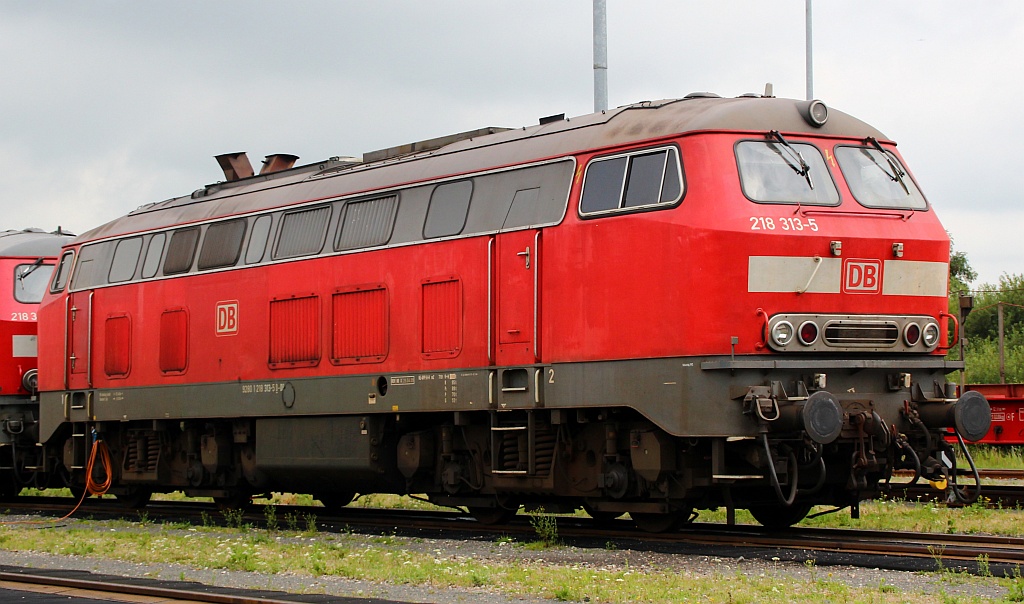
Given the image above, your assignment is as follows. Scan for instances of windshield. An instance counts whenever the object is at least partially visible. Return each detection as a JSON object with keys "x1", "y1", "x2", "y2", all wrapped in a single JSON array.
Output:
[
  {"x1": 835, "y1": 146, "x2": 927, "y2": 210},
  {"x1": 15, "y1": 262, "x2": 55, "y2": 303},
  {"x1": 736, "y1": 140, "x2": 840, "y2": 205}
]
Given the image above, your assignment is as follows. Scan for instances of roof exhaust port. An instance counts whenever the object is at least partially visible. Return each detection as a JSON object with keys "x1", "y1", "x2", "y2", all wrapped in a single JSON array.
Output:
[
  {"x1": 215, "y1": 152, "x2": 255, "y2": 181},
  {"x1": 260, "y1": 154, "x2": 299, "y2": 175}
]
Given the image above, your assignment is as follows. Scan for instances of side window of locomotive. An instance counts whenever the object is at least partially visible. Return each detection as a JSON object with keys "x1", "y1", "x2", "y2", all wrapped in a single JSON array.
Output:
[
  {"x1": 198, "y1": 218, "x2": 247, "y2": 270},
  {"x1": 579, "y1": 147, "x2": 683, "y2": 216},
  {"x1": 834, "y1": 146, "x2": 928, "y2": 210},
  {"x1": 141, "y1": 233, "x2": 166, "y2": 279},
  {"x1": 50, "y1": 250, "x2": 75, "y2": 293},
  {"x1": 163, "y1": 227, "x2": 200, "y2": 275},
  {"x1": 108, "y1": 237, "x2": 143, "y2": 283},
  {"x1": 736, "y1": 141, "x2": 839, "y2": 205},
  {"x1": 423, "y1": 180, "x2": 473, "y2": 238},
  {"x1": 70, "y1": 244, "x2": 103, "y2": 290},
  {"x1": 273, "y1": 205, "x2": 331, "y2": 259},
  {"x1": 336, "y1": 195, "x2": 398, "y2": 250},
  {"x1": 245, "y1": 215, "x2": 272, "y2": 264},
  {"x1": 14, "y1": 262, "x2": 55, "y2": 303}
]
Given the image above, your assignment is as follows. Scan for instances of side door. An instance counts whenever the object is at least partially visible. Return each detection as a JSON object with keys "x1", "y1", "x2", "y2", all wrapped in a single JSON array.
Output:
[
  {"x1": 66, "y1": 290, "x2": 93, "y2": 389},
  {"x1": 493, "y1": 228, "x2": 540, "y2": 367}
]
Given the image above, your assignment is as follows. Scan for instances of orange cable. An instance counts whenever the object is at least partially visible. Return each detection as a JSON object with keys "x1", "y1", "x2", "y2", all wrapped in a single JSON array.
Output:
[{"x1": 2, "y1": 435, "x2": 113, "y2": 525}]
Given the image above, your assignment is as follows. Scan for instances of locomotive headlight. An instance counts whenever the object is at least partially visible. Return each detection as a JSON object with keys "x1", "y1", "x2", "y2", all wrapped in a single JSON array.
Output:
[
  {"x1": 797, "y1": 99, "x2": 829, "y2": 128},
  {"x1": 903, "y1": 322, "x2": 922, "y2": 347},
  {"x1": 771, "y1": 321, "x2": 795, "y2": 347},
  {"x1": 798, "y1": 321, "x2": 819, "y2": 345},
  {"x1": 922, "y1": 322, "x2": 940, "y2": 348}
]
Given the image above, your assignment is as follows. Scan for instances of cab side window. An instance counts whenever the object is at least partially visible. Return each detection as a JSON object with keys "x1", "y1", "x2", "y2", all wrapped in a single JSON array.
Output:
[
  {"x1": 579, "y1": 147, "x2": 683, "y2": 216},
  {"x1": 49, "y1": 251, "x2": 75, "y2": 293}
]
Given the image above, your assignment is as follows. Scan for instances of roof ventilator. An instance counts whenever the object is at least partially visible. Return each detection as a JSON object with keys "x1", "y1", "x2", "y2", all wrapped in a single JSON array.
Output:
[
  {"x1": 260, "y1": 154, "x2": 300, "y2": 175},
  {"x1": 215, "y1": 152, "x2": 255, "y2": 182}
]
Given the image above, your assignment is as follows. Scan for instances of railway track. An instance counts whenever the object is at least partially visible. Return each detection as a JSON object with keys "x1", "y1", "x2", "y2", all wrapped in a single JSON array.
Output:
[
  {"x1": 893, "y1": 468, "x2": 1024, "y2": 481},
  {"x1": 887, "y1": 467, "x2": 1024, "y2": 507},
  {"x1": 2, "y1": 495, "x2": 1022, "y2": 576},
  {"x1": 0, "y1": 567, "x2": 325, "y2": 604}
]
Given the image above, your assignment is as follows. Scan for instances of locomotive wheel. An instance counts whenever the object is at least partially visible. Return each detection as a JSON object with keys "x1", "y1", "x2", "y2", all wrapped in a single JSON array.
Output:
[
  {"x1": 316, "y1": 491, "x2": 356, "y2": 511},
  {"x1": 68, "y1": 484, "x2": 87, "y2": 503},
  {"x1": 116, "y1": 487, "x2": 152, "y2": 509},
  {"x1": 748, "y1": 502, "x2": 813, "y2": 529},
  {"x1": 468, "y1": 505, "x2": 518, "y2": 525},
  {"x1": 582, "y1": 501, "x2": 624, "y2": 524},
  {"x1": 0, "y1": 474, "x2": 18, "y2": 500},
  {"x1": 214, "y1": 491, "x2": 252, "y2": 510},
  {"x1": 630, "y1": 511, "x2": 683, "y2": 533},
  {"x1": 468, "y1": 496, "x2": 520, "y2": 525}
]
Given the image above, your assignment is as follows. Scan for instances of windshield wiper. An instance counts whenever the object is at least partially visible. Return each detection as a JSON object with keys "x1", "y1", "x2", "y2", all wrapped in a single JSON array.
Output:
[
  {"x1": 767, "y1": 130, "x2": 814, "y2": 190},
  {"x1": 16, "y1": 258, "x2": 44, "y2": 287},
  {"x1": 864, "y1": 137, "x2": 909, "y2": 195}
]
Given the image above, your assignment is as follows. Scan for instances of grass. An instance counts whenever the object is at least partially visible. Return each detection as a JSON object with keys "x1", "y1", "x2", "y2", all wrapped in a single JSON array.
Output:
[
  {"x1": 967, "y1": 445, "x2": 1024, "y2": 470},
  {"x1": 5, "y1": 445, "x2": 1024, "y2": 602},
  {"x1": 0, "y1": 515, "x2": 999, "y2": 603}
]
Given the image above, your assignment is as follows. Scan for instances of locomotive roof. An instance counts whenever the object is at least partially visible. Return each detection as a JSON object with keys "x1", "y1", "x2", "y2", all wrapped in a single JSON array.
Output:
[
  {"x1": 0, "y1": 229, "x2": 74, "y2": 257},
  {"x1": 75, "y1": 95, "x2": 889, "y2": 244}
]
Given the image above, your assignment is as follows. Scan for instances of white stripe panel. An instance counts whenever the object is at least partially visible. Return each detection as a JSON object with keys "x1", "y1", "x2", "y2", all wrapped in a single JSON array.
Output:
[
  {"x1": 748, "y1": 256, "x2": 842, "y2": 293},
  {"x1": 882, "y1": 260, "x2": 948, "y2": 297},
  {"x1": 12, "y1": 335, "x2": 37, "y2": 358}
]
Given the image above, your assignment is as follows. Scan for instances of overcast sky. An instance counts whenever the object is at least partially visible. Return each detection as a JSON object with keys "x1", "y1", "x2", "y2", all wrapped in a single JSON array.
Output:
[{"x1": 1, "y1": 1, "x2": 1020, "y2": 287}]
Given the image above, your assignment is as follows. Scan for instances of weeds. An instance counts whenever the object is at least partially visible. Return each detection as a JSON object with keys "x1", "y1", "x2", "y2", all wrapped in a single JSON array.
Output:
[
  {"x1": 263, "y1": 505, "x2": 278, "y2": 532},
  {"x1": 877, "y1": 580, "x2": 898, "y2": 594},
  {"x1": 303, "y1": 513, "x2": 318, "y2": 534},
  {"x1": 527, "y1": 508, "x2": 560, "y2": 548},
  {"x1": 1007, "y1": 566, "x2": 1024, "y2": 602},
  {"x1": 284, "y1": 512, "x2": 300, "y2": 532},
  {"x1": 977, "y1": 553, "x2": 992, "y2": 577},
  {"x1": 221, "y1": 508, "x2": 245, "y2": 530}
]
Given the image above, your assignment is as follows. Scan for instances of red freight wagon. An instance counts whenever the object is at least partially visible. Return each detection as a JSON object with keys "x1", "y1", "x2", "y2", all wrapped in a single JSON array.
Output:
[
  {"x1": 964, "y1": 384, "x2": 1024, "y2": 444},
  {"x1": 19, "y1": 94, "x2": 990, "y2": 530}
]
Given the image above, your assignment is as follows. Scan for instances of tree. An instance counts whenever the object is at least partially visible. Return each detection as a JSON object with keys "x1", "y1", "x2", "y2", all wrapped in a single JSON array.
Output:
[
  {"x1": 961, "y1": 274, "x2": 1024, "y2": 384},
  {"x1": 945, "y1": 239, "x2": 1023, "y2": 383}
]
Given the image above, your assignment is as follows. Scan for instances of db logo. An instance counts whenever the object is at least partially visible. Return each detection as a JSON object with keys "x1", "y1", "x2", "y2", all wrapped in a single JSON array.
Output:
[
  {"x1": 843, "y1": 259, "x2": 882, "y2": 294},
  {"x1": 216, "y1": 300, "x2": 239, "y2": 335}
]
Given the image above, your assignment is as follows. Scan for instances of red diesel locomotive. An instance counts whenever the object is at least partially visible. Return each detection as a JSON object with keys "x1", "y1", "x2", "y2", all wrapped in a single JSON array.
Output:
[
  {"x1": 0, "y1": 228, "x2": 73, "y2": 496},
  {"x1": 23, "y1": 94, "x2": 990, "y2": 530}
]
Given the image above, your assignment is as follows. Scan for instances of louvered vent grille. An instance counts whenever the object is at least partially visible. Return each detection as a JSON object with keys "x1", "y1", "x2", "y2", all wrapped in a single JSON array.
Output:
[
  {"x1": 421, "y1": 278, "x2": 461, "y2": 357},
  {"x1": 332, "y1": 286, "x2": 388, "y2": 363},
  {"x1": 159, "y1": 308, "x2": 188, "y2": 373},
  {"x1": 269, "y1": 295, "x2": 320, "y2": 366},
  {"x1": 823, "y1": 320, "x2": 900, "y2": 347}
]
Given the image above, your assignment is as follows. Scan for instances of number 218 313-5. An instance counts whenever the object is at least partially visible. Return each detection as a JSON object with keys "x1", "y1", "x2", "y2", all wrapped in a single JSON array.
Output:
[{"x1": 749, "y1": 217, "x2": 819, "y2": 231}]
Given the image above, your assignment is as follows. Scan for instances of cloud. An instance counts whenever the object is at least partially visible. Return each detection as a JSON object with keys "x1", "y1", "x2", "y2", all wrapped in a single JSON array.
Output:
[{"x1": 0, "y1": 1, "x2": 1020, "y2": 282}]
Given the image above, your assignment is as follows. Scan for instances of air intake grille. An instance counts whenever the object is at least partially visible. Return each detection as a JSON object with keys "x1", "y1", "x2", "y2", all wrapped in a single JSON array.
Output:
[{"x1": 823, "y1": 320, "x2": 899, "y2": 347}]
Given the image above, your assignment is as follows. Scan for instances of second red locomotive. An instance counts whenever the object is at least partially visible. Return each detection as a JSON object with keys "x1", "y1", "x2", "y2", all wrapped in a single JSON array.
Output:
[
  {"x1": 0, "y1": 228, "x2": 73, "y2": 496},
  {"x1": 21, "y1": 93, "x2": 990, "y2": 529}
]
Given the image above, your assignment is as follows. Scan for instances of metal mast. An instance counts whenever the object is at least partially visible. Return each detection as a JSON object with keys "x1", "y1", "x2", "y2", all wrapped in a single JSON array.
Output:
[
  {"x1": 593, "y1": 0, "x2": 608, "y2": 112},
  {"x1": 805, "y1": 0, "x2": 814, "y2": 100}
]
